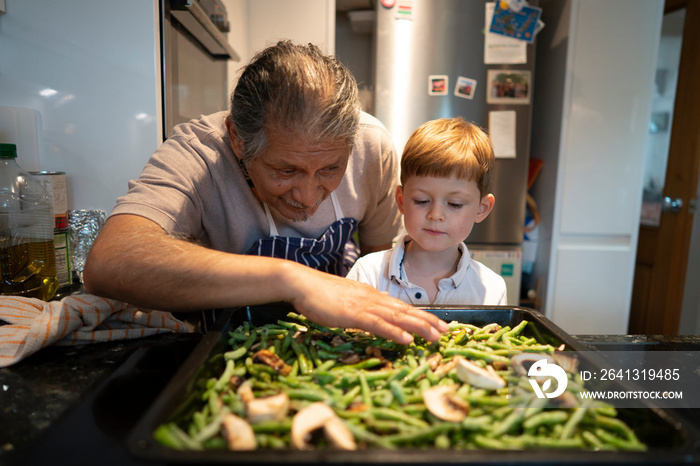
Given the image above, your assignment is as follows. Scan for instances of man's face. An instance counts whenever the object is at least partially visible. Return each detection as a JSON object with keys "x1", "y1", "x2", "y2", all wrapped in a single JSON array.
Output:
[{"x1": 232, "y1": 127, "x2": 351, "y2": 222}]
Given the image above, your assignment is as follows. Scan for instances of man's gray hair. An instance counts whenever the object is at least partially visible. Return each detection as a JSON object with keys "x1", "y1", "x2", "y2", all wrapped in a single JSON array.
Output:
[{"x1": 228, "y1": 40, "x2": 361, "y2": 163}]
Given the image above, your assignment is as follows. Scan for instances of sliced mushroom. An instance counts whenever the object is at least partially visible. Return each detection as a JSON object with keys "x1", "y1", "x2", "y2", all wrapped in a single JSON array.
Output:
[
  {"x1": 454, "y1": 357, "x2": 506, "y2": 390},
  {"x1": 492, "y1": 360, "x2": 509, "y2": 371},
  {"x1": 228, "y1": 374, "x2": 245, "y2": 391},
  {"x1": 552, "y1": 390, "x2": 578, "y2": 408},
  {"x1": 511, "y1": 352, "x2": 556, "y2": 380},
  {"x1": 552, "y1": 352, "x2": 579, "y2": 374},
  {"x1": 426, "y1": 352, "x2": 443, "y2": 371},
  {"x1": 339, "y1": 353, "x2": 361, "y2": 365},
  {"x1": 331, "y1": 335, "x2": 347, "y2": 347},
  {"x1": 291, "y1": 402, "x2": 357, "y2": 450},
  {"x1": 246, "y1": 392, "x2": 290, "y2": 424},
  {"x1": 252, "y1": 349, "x2": 292, "y2": 376},
  {"x1": 324, "y1": 416, "x2": 357, "y2": 450},
  {"x1": 433, "y1": 358, "x2": 458, "y2": 378},
  {"x1": 237, "y1": 380, "x2": 255, "y2": 403},
  {"x1": 422, "y1": 384, "x2": 469, "y2": 422},
  {"x1": 221, "y1": 413, "x2": 257, "y2": 450}
]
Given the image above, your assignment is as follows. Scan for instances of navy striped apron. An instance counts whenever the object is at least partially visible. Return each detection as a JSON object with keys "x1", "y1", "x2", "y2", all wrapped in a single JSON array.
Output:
[
  {"x1": 247, "y1": 192, "x2": 359, "y2": 275},
  {"x1": 200, "y1": 192, "x2": 359, "y2": 331}
]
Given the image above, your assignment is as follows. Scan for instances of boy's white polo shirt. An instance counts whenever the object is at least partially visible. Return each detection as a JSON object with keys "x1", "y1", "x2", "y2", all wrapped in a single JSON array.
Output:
[{"x1": 346, "y1": 234, "x2": 507, "y2": 306}]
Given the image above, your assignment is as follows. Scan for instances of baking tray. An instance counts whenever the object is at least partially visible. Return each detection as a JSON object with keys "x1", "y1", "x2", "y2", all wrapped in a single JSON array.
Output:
[{"x1": 127, "y1": 303, "x2": 700, "y2": 464}]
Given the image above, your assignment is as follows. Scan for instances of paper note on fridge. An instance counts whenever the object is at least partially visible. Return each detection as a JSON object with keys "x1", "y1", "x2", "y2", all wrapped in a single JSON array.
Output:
[{"x1": 489, "y1": 110, "x2": 516, "y2": 159}]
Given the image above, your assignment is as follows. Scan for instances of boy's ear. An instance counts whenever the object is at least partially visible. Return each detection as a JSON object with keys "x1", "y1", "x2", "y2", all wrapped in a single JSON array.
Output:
[
  {"x1": 475, "y1": 194, "x2": 495, "y2": 223},
  {"x1": 395, "y1": 185, "x2": 406, "y2": 214}
]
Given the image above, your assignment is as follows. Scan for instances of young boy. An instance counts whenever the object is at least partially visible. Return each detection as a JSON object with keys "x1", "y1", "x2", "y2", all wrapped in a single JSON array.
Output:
[{"x1": 346, "y1": 117, "x2": 507, "y2": 305}]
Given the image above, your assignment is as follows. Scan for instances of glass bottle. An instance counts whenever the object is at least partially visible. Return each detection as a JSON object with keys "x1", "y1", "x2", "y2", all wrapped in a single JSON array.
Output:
[{"x1": 0, "y1": 143, "x2": 58, "y2": 300}]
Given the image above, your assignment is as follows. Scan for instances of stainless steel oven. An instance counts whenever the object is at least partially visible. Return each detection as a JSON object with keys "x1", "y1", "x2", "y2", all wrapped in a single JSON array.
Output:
[{"x1": 160, "y1": 0, "x2": 239, "y2": 139}]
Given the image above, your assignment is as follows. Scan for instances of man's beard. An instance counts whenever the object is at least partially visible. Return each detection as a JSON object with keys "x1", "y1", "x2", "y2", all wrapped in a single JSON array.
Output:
[{"x1": 282, "y1": 196, "x2": 324, "y2": 222}]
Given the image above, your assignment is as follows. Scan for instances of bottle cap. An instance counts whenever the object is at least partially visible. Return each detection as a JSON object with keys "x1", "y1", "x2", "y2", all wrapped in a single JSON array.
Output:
[{"x1": 0, "y1": 143, "x2": 18, "y2": 159}]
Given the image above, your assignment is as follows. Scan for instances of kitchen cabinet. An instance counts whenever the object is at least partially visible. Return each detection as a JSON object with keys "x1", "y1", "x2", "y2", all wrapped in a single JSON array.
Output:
[{"x1": 530, "y1": 0, "x2": 664, "y2": 334}]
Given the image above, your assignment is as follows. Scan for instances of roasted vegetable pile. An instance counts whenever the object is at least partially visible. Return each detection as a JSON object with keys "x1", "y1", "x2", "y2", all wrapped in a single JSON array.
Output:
[{"x1": 154, "y1": 312, "x2": 647, "y2": 452}]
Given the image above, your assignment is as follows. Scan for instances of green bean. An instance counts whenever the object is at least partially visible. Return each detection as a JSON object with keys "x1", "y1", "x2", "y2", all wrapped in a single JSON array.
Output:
[
  {"x1": 502, "y1": 320, "x2": 529, "y2": 339},
  {"x1": 251, "y1": 419, "x2": 292, "y2": 434},
  {"x1": 594, "y1": 428, "x2": 647, "y2": 451},
  {"x1": 487, "y1": 326, "x2": 511, "y2": 343},
  {"x1": 472, "y1": 434, "x2": 520, "y2": 450},
  {"x1": 461, "y1": 415, "x2": 492, "y2": 431},
  {"x1": 314, "y1": 359, "x2": 336, "y2": 373},
  {"x1": 371, "y1": 407, "x2": 429, "y2": 429},
  {"x1": 153, "y1": 423, "x2": 202, "y2": 450},
  {"x1": 593, "y1": 415, "x2": 641, "y2": 443},
  {"x1": 290, "y1": 340, "x2": 312, "y2": 374},
  {"x1": 403, "y1": 361, "x2": 430, "y2": 384},
  {"x1": 488, "y1": 407, "x2": 526, "y2": 437},
  {"x1": 331, "y1": 357, "x2": 384, "y2": 372},
  {"x1": 384, "y1": 423, "x2": 456, "y2": 445},
  {"x1": 338, "y1": 384, "x2": 362, "y2": 408},
  {"x1": 281, "y1": 330, "x2": 293, "y2": 354},
  {"x1": 341, "y1": 419, "x2": 396, "y2": 449},
  {"x1": 517, "y1": 434, "x2": 585, "y2": 449},
  {"x1": 389, "y1": 380, "x2": 407, "y2": 405},
  {"x1": 523, "y1": 410, "x2": 569, "y2": 431},
  {"x1": 213, "y1": 359, "x2": 236, "y2": 392},
  {"x1": 560, "y1": 401, "x2": 590, "y2": 440},
  {"x1": 314, "y1": 339, "x2": 333, "y2": 352},
  {"x1": 192, "y1": 412, "x2": 225, "y2": 443},
  {"x1": 316, "y1": 349, "x2": 340, "y2": 360},
  {"x1": 359, "y1": 372, "x2": 372, "y2": 407},
  {"x1": 286, "y1": 388, "x2": 329, "y2": 402},
  {"x1": 387, "y1": 367, "x2": 410, "y2": 382},
  {"x1": 330, "y1": 342, "x2": 354, "y2": 353},
  {"x1": 443, "y1": 347, "x2": 509, "y2": 363}
]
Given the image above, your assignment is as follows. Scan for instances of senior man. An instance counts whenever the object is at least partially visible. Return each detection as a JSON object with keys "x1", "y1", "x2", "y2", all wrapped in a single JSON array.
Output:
[{"x1": 83, "y1": 41, "x2": 447, "y2": 343}]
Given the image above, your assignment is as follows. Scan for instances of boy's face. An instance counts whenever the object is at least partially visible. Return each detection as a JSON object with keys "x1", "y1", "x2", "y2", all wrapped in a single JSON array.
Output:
[{"x1": 396, "y1": 175, "x2": 494, "y2": 253}]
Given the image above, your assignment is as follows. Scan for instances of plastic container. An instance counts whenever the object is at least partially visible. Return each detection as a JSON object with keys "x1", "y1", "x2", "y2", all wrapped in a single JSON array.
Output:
[{"x1": 0, "y1": 143, "x2": 58, "y2": 300}]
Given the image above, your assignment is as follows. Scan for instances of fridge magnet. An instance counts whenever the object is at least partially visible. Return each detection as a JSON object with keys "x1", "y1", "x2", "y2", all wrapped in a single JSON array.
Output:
[
  {"x1": 489, "y1": 0, "x2": 543, "y2": 43},
  {"x1": 454, "y1": 76, "x2": 477, "y2": 100},
  {"x1": 395, "y1": 0, "x2": 413, "y2": 20},
  {"x1": 428, "y1": 75, "x2": 448, "y2": 96},
  {"x1": 486, "y1": 69, "x2": 530, "y2": 105}
]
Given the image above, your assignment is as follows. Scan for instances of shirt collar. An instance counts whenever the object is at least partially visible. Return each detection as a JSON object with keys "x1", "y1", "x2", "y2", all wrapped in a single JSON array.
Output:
[{"x1": 388, "y1": 234, "x2": 471, "y2": 288}]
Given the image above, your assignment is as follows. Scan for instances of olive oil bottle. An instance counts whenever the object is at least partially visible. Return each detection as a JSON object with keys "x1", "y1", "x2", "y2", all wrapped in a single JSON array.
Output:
[{"x1": 0, "y1": 143, "x2": 58, "y2": 300}]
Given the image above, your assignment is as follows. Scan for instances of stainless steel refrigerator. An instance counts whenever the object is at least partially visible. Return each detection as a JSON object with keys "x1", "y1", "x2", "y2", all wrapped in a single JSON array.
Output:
[{"x1": 374, "y1": 0, "x2": 535, "y2": 304}]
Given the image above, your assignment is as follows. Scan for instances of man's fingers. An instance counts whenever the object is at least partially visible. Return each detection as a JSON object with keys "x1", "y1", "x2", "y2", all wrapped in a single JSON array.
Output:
[
  {"x1": 352, "y1": 300, "x2": 448, "y2": 343},
  {"x1": 403, "y1": 307, "x2": 450, "y2": 333}
]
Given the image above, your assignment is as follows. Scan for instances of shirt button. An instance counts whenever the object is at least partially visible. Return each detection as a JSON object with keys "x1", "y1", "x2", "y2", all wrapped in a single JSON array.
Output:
[{"x1": 415, "y1": 292, "x2": 422, "y2": 299}]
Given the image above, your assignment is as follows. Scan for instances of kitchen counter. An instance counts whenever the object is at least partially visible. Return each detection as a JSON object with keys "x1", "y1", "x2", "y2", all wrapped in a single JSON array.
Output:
[{"x1": 2, "y1": 331, "x2": 700, "y2": 466}]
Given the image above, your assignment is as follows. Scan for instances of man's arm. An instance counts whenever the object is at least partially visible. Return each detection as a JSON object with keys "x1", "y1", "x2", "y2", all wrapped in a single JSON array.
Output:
[{"x1": 83, "y1": 214, "x2": 447, "y2": 343}]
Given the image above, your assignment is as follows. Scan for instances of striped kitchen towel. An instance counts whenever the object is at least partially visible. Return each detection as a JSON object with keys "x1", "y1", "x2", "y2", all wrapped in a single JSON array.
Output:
[{"x1": 0, "y1": 294, "x2": 189, "y2": 367}]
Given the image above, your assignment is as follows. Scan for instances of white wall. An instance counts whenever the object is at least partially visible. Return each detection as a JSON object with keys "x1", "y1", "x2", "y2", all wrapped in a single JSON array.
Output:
[
  {"x1": 222, "y1": 0, "x2": 336, "y2": 99},
  {"x1": 0, "y1": 0, "x2": 333, "y2": 216},
  {"x1": 0, "y1": 0, "x2": 162, "y2": 215}
]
